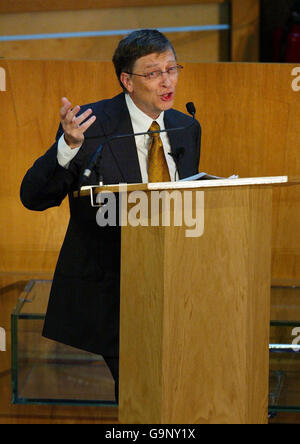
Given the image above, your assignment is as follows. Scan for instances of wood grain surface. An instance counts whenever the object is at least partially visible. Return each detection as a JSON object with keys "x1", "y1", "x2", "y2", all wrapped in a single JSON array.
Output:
[
  {"x1": 119, "y1": 186, "x2": 272, "y2": 423},
  {"x1": 0, "y1": 1, "x2": 259, "y2": 62},
  {"x1": 1, "y1": 60, "x2": 299, "y2": 281}
]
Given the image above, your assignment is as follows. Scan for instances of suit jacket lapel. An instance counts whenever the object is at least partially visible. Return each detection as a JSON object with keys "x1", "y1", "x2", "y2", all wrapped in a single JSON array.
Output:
[{"x1": 100, "y1": 93, "x2": 142, "y2": 184}]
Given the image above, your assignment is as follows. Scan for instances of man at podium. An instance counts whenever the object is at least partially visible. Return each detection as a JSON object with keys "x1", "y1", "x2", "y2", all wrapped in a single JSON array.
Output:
[{"x1": 20, "y1": 29, "x2": 201, "y2": 403}]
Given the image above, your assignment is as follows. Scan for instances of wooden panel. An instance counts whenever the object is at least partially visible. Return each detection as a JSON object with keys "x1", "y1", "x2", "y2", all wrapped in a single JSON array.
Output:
[
  {"x1": 119, "y1": 225, "x2": 165, "y2": 423},
  {"x1": 0, "y1": 5, "x2": 226, "y2": 35},
  {"x1": 175, "y1": 63, "x2": 300, "y2": 283},
  {"x1": 0, "y1": 4, "x2": 229, "y2": 63},
  {"x1": 0, "y1": 0, "x2": 226, "y2": 14},
  {"x1": 119, "y1": 187, "x2": 272, "y2": 423},
  {"x1": 270, "y1": 412, "x2": 300, "y2": 425},
  {"x1": 0, "y1": 32, "x2": 229, "y2": 62},
  {"x1": 231, "y1": 0, "x2": 260, "y2": 61},
  {"x1": 1, "y1": 61, "x2": 299, "y2": 279},
  {"x1": 0, "y1": 60, "x2": 118, "y2": 273},
  {"x1": 161, "y1": 187, "x2": 271, "y2": 424},
  {"x1": 0, "y1": 1, "x2": 259, "y2": 62}
]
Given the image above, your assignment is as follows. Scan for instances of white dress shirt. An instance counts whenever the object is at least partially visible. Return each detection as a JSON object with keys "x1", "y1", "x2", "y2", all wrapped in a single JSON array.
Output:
[{"x1": 57, "y1": 93, "x2": 177, "y2": 182}]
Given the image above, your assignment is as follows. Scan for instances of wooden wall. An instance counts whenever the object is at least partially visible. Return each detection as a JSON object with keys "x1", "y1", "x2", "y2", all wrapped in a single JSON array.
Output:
[
  {"x1": 0, "y1": 0, "x2": 259, "y2": 62},
  {"x1": 1, "y1": 60, "x2": 300, "y2": 282},
  {"x1": 0, "y1": 0, "x2": 228, "y2": 13},
  {"x1": 0, "y1": 3, "x2": 230, "y2": 62}
]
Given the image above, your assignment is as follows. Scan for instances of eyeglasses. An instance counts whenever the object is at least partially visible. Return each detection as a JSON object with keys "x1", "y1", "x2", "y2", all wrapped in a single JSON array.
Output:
[{"x1": 125, "y1": 64, "x2": 183, "y2": 81}]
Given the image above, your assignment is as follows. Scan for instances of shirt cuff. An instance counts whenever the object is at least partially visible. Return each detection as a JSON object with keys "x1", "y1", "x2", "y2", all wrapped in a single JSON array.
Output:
[{"x1": 57, "y1": 134, "x2": 82, "y2": 168}]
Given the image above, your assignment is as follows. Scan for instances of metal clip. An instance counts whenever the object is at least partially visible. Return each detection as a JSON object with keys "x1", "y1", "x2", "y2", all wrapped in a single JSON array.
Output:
[{"x1": 90, "y1": 187, "x2": 102, "y2": 208}]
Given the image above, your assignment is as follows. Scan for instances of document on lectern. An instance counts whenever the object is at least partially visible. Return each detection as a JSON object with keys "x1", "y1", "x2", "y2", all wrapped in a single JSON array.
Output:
[{"x1": 180, "y1": 172, "x2": 239, "y2": 181}]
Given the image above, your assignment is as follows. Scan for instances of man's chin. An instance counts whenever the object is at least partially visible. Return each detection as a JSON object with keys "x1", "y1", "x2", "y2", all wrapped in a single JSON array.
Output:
[{"x1": 159, "y1": 98, "x2": 175, "y2": 112}]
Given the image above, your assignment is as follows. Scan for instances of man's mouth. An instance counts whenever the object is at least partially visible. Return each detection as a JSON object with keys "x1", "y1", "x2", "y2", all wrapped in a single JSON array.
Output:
[{"x1": 160, "y1": 92, "x2": 174, "y2": 102}]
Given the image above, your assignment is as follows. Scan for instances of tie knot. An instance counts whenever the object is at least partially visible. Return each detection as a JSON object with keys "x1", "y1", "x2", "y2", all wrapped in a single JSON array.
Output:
[{"x1": 149, "y1": 121, "x2": 160, "y2": 137}]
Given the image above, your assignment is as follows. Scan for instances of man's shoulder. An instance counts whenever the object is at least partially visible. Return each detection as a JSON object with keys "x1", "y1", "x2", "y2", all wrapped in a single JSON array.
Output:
[{"x1": 165, "y1": 107, "x2": 201, "y2": 130}]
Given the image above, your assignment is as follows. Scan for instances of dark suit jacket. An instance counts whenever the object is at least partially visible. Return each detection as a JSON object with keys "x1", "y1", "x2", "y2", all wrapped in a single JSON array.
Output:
[{"x1": 20, "y1": 92, "x2": 201, "y2": 357}]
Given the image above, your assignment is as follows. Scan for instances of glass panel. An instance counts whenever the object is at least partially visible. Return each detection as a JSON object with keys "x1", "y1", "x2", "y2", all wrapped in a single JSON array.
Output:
[
  {"x1": 12, "y1": 282, "x2": 300, "y2": 409},
  {"x1": 269, "y1": 352, "x2": 300, "y2": 411},
  {"x1": 11, "y1": 280, "x2": 116, "y2": 406},
  {"x1": 269, "y1": 286, "x2": 300, "y2": 412}
]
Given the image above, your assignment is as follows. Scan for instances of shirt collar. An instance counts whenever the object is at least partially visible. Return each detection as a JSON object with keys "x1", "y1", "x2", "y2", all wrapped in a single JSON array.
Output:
[{"x1": 125, "y1": 93, "x2": 165, "y2": 133}]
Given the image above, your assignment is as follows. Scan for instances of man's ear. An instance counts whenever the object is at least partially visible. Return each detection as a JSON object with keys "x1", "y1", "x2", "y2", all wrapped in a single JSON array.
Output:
[{"x1": 120, "y1": 72, "x2": 133, "y2": 93}]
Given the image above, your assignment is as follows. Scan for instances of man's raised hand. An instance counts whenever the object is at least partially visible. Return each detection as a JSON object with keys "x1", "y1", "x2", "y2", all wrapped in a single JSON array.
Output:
[{"x1": 60, "y1": 97, "x2": 96, "y2": 149}]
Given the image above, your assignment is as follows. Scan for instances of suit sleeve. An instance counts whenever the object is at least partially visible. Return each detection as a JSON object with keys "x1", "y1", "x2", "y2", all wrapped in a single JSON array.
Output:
[
  {"x1": 194, "y1": 120, "x2": 202, "y2": 173},
  {"x1": 20, "y1": 125, "x2": 81, "y2": 211}
]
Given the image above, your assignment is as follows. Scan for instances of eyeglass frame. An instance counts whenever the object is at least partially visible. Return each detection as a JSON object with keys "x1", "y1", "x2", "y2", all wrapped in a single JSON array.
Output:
[{"x1": 125, "y1": 64, "x2": 184, "y2": 81}]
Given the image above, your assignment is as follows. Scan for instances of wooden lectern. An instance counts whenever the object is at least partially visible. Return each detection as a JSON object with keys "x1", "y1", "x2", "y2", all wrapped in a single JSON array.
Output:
[{"x1": 80, "y1": 176, "x2": 288, "y2": 424}]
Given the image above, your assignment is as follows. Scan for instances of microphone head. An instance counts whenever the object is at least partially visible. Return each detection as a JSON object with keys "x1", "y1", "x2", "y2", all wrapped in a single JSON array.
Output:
[{"x1": 186, "y1": 102, "x2": 196, "y2": 116}]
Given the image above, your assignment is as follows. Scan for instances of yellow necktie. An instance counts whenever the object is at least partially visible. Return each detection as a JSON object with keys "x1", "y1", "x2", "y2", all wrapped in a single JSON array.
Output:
[{"x1": 148, "y1": 121, "x2": 171, "y2": 183}]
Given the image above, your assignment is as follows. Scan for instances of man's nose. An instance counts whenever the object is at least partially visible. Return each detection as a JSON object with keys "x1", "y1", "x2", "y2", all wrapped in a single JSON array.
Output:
[{"x1": 160, "y1": 72, "x2": 172, "y2": 86}]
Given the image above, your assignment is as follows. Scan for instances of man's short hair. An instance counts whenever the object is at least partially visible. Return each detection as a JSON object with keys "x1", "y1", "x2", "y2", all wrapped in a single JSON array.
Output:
[{"x1": 112, "y1": 29, "x2": 176, "y2": 90}]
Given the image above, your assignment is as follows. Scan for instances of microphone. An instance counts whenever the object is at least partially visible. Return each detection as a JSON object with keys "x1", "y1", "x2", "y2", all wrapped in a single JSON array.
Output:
[
  {"x1": 79, "y1": 102, "x2": 196, "y2": 188},
  {"x1": 186, "y1": 102, "x2": 196, "y2": 117}
]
